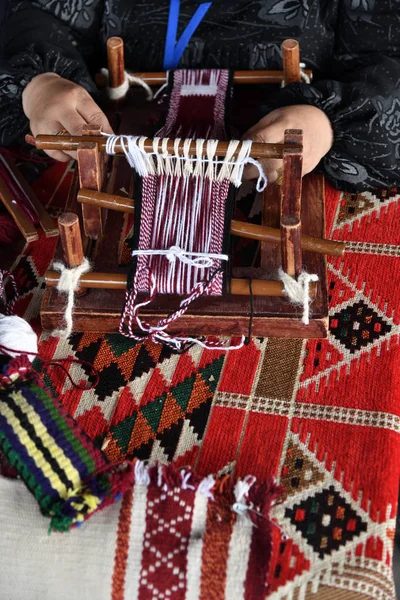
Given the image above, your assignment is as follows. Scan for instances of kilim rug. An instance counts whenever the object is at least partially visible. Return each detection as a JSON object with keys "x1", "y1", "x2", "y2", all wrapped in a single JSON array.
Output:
[{"x1": 0, "y1": 159, "x2": 399, "y2": 600}]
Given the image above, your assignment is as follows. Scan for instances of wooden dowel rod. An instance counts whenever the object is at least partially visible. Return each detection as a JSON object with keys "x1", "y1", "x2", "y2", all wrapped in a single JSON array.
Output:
[
  {"x1": 78, "y1": 189, "x2": 134, "y2": 213},
  {"x1": 45, "y1": 270, "x2": 317, "y2": 299},
  {"x1": 230, "y1": 220, "x2": 345, "y2": 257},
  {"x1": 281, "y1": 130, "x2": 303, "y2": 277},
  {"x1": 0, "y1": 176, "x2": 38, "y2": 243},
  {"x1": 107, "y1": 37, "x2": 125, "y2": 89},
  {"x1": 94, "y1": 69, "x2": 312, "y2": 87},
  {"x1": 77, "y1": 188, "x2": 346, "y2": 257},
  {"x1": 30, "y1": 135, "x2": 302, "y2": 160},
  {"x1": 57, "y1": 212, "x2": 87, "y2": 294},
  {"x1": 282, "y1": 39, "x2": 301, "y2": 85}
]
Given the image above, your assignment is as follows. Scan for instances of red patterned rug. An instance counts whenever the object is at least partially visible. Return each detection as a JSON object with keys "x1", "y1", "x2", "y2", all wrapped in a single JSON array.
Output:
[{"x1": 1, "y1": 160, "x2": 399, "y2": 599}]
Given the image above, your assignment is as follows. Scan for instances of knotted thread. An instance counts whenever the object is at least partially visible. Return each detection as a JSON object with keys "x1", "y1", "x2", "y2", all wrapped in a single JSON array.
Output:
[
  {"x1": 52, "y1": 258, "x2": 91, "y2": 339},
  {"x1": 100, "y1": 68, "x2": 154, "y2": 101},
  {"x1": 232, "y1": 475, "x2": 257, "y2": 521},
  {"x1": 131, "y1": 246, "x2": 229, "y2": 269},
  {"x1": 278, "y1": 268, "x2": 319, "y2": 325},
  {"x1": 104, "y1": 134, "x2": 268, "y2": 191}
]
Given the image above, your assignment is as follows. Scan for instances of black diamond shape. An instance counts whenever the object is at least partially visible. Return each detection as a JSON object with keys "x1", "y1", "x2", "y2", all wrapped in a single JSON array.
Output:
[
  {"x1": 156, "y1": 418, "x2": 184, "y2": 461},
  {"x1": 285, "y1": 486, "x2": 367, "y2": 558},
  {"x1": 132, "y1": 438, "x2": 154, "y2": 461},
  {"x1": 330, "y1": 300, "x2": 391, "y2": 353},
  {"x1": 95, "y1": 362, "x2": 126, "y2": 401},
  {"x1": 129, "y1": 342, "x2": 175, "y2": 381},
  {"x1": 188, "y1": 396, "x2": 213, "y2": 439},
  {"x1": 12, "y1": 256, "x2": 38, "y2": 296}
]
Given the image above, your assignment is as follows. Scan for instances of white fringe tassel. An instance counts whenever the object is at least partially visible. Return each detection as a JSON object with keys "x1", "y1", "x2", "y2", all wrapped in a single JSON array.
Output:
[
  {"x1": 232, "y1": 475, "x2": 257, "y2": 522},
  {"x1": 104, "y1": 134, "x2": 267, "y2": 190},
  {"x1": 278, "y1": 268, "x2": 319, "y2": 325},
  {"x1": 100, "y1": 68, "x2": 154, "y2": 101},
  {"x1": 51, "y1": 258, "x2": 91, "y2": 339}
]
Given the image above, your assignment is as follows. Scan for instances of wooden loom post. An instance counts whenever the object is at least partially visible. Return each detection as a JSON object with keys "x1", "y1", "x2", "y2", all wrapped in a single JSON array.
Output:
[
  {"x1": 107, "y1": 37, "x2": 125, "y2": 89},
  {"x1": 260, "y1": 40, "x2": 302, "y2": 271},
  {"x1": 282, "y1": 39, "x2": 301, "y2": 86},
  {"x1": 58, "y1": 212, "x2": 87, "y2": 295},
  {"x1": 77, "y1": 124, "x2": 104, "y2": 238},
  {"x1": 280, "y1": 130, "x2": 303, "y2": 277}
]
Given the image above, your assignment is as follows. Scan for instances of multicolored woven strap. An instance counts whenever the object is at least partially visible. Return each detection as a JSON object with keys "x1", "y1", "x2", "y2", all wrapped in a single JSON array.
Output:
[{"x1": 0, "y1": 355, "x2": 133, "y2": 532}]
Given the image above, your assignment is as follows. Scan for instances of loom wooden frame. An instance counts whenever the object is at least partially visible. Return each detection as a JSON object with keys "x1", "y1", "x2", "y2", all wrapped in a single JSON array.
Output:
[{"x1": 39, "y1": 37, "x2": 329, "y2": 339}]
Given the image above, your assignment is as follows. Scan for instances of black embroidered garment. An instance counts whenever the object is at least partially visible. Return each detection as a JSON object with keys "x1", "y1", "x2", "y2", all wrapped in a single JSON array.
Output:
[{"x1": 0, "y1": 0, "x2": 399, "y2": 192}]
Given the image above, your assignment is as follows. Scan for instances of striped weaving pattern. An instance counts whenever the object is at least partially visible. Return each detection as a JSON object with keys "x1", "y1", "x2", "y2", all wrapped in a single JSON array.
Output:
[{"x1": 0, "y1": 355, "x2": 131, "y2": 532}]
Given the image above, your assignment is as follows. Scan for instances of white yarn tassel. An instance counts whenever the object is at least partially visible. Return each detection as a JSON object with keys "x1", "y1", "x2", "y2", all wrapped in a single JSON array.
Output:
[
  {"x1": 232, "y1": 475, "x2": 257, "y2": 521},
  {"x1": 0, "y1": 315, "x2": 38, "y2": 362},
  {"x1": 181, "y1": 470, "x2": 195, "y2": 490},
  {"x1": 134, "y1": 460, "x2": 151, "y2": 485},
  {"x1": 278, "y1": 268, "x2": 319, "y2": 325},
  {"x1": 198, "y1": 475, "x2": 215, "y2": 500},
  {"x1": 51, "y1": 258, "x2": 91, "y2": 339},
  {"x1": 100, "y1": 68, "x2": 154, "y2": 101}
]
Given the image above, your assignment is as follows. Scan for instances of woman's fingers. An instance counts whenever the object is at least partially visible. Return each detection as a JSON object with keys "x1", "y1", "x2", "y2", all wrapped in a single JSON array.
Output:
[
  {"x1": 30, "y1": 120, "x2": 72, "y2": 162},
  {"x1": 78, "y1": 96, "x2": 114, "y2": 134},
  {"x1": 242, "y1": 116, "x2": 286, "y2": 182}
]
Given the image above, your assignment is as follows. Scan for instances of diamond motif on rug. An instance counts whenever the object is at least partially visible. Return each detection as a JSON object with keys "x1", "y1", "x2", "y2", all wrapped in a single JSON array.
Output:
[
  {"x1": 329, "y1": 300, "x2": 391, "y2": 353},
  {"x1": 69, "y1": 334, "x2": 175, "y2": 400},
  {"x1": 337, "y1": 193, "x2": 374, "y2": 224},
  {"x1": 280, "y1": 440, "x2": 325, "y2": 498},
  {"x1": 285, "y1": 485, "x2": 367, "y2": 558}
]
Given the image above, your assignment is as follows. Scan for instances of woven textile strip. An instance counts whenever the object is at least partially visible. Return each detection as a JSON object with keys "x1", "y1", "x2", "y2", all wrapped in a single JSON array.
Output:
[
  {"x1": 120, "y1": 70, "x2": 234, "y2": 336},
  {"x1": 0, "y1": 355, "x2": 133, "y2": 532}
]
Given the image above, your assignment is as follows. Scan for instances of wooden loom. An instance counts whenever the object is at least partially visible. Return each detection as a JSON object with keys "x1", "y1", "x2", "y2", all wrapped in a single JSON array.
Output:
[{"x1": 33, "y1": 38, "x2": 345, "y2": 340}]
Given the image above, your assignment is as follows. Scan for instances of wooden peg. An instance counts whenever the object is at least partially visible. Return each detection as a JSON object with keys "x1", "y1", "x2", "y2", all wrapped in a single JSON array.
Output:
[
  {"x1": 282, "y1": 39, "x2": 301, "y2": 85},
  {"x1": 107, "y1": 37, "x2": 125, "y2": 89},
  {"x1": 77, "y1": 124, "x2": 104, "y2": 239},
  {"x1": 280, "y1": 129, "x2": 303, "y2": 277},
  {"x1": 57, "y1": 212, "x2": 86, "y2": 295}
]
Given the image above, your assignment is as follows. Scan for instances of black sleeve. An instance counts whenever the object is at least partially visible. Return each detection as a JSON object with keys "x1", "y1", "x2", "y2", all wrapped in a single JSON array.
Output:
[
  {"x1": 264, "y1": 1, "x2": 400, "y2": 192},
  {"x1": 0, "y1": 1, "x2": 104, "y2": 146}
]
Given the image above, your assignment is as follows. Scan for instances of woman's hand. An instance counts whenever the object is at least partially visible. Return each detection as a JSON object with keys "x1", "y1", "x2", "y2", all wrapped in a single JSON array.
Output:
[
  {"x1": 22, "y1": 73, "x2": 113, "y2": 161},
  {"x1": 243, "y1": 105, "x2": 334, "y2": 183}
]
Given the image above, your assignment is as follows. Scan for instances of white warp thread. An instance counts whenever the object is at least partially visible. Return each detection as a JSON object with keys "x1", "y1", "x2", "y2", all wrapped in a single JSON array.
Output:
[
  {"x1": 51, "y1": 258, "x2": 91, "y2": 339},
  {"x1": 278, "y1": 267, "x2": 319, "y2": 325},
  {"x1": 103, "y1": 133, "x2": 267, "y2": 190},
  {"x1": 100, "y1": 68, "x2": 154, "y2": 101}
]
